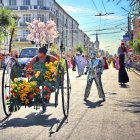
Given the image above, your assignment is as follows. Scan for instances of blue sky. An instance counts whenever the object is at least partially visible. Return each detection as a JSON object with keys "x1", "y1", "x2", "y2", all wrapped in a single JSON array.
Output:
[{"x1": 56, "y1": 0, "x2": 131, "y2": 54}]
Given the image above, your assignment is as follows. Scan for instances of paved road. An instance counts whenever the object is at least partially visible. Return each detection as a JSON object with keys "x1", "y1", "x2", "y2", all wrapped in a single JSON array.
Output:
[{"x1": 0, "y1": 68, "x2": 140, "y2": 140}]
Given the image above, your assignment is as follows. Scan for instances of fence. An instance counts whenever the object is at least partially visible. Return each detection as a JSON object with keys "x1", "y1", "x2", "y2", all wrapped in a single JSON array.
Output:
[{"x1": 132, "y1": 61, "x2": 140, "y2": 72}]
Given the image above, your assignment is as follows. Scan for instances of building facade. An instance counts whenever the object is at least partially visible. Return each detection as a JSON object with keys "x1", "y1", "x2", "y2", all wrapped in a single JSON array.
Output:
[{"x1": 1, "y1": 0, "x2": 93, "y2": 52}]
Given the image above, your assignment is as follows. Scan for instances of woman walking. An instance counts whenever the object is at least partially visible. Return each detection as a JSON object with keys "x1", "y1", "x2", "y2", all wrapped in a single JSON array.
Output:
[{"x1": 117, "y1": 42, "x2": 129, "y2": 86}]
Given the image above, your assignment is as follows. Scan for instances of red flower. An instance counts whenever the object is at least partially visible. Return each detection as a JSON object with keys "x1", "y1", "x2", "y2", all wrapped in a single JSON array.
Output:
[
  {"x1": 35, "y1": 88, "x2": 40, "y2": 93},
  {"x1": 44, "y1": 86, "x2": 49, "y2": 91},
  {"x1": 13, "y1": 92, "x2": 17, "y2": 97},
  {"x1": 45, "y1": 95, "x2": 50, "y2": 100},
  {"x1": 5, "y1": 96, "x2": 9, "y2": 100},
  {"x1": 29, "y1": 94, "x2": 34, "y2": 100},
  {"x1": 27, "y1": 67, "x2": 32, "y2": 71},
  {"x1": 26, "y1": 73, "x2": 30, "y2": 78},
  {"x1": 44, "y1": 86, "x2": 51, "y2": 93}
]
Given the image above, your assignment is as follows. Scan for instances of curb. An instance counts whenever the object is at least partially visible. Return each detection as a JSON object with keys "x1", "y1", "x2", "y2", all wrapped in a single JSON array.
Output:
[{"x1": 132, "y1": 68, "x2": 140, "y2": 76}]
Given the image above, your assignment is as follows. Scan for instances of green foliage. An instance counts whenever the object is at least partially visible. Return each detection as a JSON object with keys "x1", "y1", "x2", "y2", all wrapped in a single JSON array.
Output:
[
  {"x1": 0, "y1": 8, "x2": 18, "y2": 47},
  {"x1": 74, "y1": 44, "x2": 85, "y2": 54},
  {"x1": 0, "y1": 8, "x2": 12, "y2": 26},
  {"x1": 50, "y1": 43, "x2": 58, "y2": 56}
]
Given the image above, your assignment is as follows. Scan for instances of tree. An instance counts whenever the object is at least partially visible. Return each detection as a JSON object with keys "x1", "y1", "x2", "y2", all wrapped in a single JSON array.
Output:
[
  {"x1": 74, "y1": 44, "x2": 85, "y2": 54},
  {"x1": 49, "y1": 43, "x2": 58, "y2": 56},
  {"x1": 27, "y1": 19, "x2": 59, "y2": 47},
  {"x1": 0, "y1": 8, "x2": 18, "y2": 53}
]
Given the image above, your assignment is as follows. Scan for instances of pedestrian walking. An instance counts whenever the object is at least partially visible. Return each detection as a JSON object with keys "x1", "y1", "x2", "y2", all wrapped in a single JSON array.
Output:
[
  {"x1": 118, "y1": 42, "x2": 129, "y2": 86},
  {"x1": 103, "y1": 56, "x2": 109, "y2": 69},
  {"x1": 126, "y1": 57, "x2": 131, "y2": 71},
  {"x1": 115, "y1": 56, "x2": 120, "y2": 70},
  {"x1": 75, "y1": 51, "x2": 82, "y2": 77},
  {"x1": 71, "y1": 55, "x2": 76, "y2": 71},
  {"x1": 84, "y1": 49, "x2": 105, "y2": 102},
  {"x1": 81, "y1": 54, "x2": 87, "y2": 74}
]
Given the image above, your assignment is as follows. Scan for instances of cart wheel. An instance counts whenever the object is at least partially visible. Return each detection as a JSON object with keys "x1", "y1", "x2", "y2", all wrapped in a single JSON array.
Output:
[
  {"x1": 2, "y1": 57, "x2": 21, "y2": 116},
  {"x1": 61, "y1": 59, "x2": 71, "y2": 118},
  {"x1": 55, "y1": 63, "x2": 61, "y2": 107}
]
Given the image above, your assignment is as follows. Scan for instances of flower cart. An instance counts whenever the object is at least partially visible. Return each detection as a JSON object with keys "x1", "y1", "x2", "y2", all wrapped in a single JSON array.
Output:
[{"x1": 1, "y1": 19, "x2": 71, "y2": 118}]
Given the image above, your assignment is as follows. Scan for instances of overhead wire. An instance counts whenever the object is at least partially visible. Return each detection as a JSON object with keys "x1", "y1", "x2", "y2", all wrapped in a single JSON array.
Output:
[
  {"x1": 88, "y1": 31, "x2": 123, "y2": 35},
  {"x1": 91, "y1": 0, "x2": 100, "y2": 13},
  {"x1": 101, "y1": 0, "x2": 108, "y2": 27}
]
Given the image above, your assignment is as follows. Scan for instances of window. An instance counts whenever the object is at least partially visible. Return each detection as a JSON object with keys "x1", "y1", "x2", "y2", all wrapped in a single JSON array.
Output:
[
  {"x1": 23, "y1": 14, "x2": 31, "y2": 22},
  {"x1": 0, "y1": 0, "x2": 3, "y2": 4},
  {"x1": 9, "y1": 0, "x2": 16, "y2": 5},
  {"x1": 38, "y1": 0, "x2": 44, "y2": 6},
  {"x1": 23, "y1": 30, "x2": 29, "y2": 37},
  {"x1": 37, "y1": 14, "x2": 44, "y2": 22},
  {"x1": 23, "y1": 0, "x2": 30, "y2": 5}
]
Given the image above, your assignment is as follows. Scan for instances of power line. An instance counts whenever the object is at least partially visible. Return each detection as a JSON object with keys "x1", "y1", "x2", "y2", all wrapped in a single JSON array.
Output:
[
  {"x1": 91, "y1": 0, "x2": 100, "y2": 13},
  {"x1": 101, "y1": 0, "x2": 107, "y2": 13},
  {"x1": 83, "y1": 25, "x2": 126, "y2": 32},
  {"x1": 79, "y1": 14, "x2": 127, "y2": 25},
  {"x1": 88, "y1": 31, "x2": 123, "y2": 35}
]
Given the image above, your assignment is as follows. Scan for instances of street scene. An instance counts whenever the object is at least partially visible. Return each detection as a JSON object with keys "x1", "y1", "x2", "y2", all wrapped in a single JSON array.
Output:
[
  {"x1": 0, "y1": 68, "x2": 140, "y2": 140},
  {"x1": 0, "y1": 0, "x2": 140, "y2": 140}
]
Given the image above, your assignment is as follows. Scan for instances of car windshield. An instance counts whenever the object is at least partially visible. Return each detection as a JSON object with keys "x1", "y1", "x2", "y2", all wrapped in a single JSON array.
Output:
[{"x1": 19, "y1": 48, "x2": 38, "y2": 58}]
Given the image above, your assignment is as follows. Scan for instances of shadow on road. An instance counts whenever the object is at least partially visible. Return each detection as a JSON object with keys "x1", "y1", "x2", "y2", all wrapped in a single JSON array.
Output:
[
  {"x1": 0, "y1": 111, "x2": 69, "y2": 136},
  {"x1": 0, "y1": 112, "x2": 59, "y2": 129},
  {"x1": 118, "y1": 101, "x2": 140, "y2": 114},
  {"x1": 84, "y1": 100, "x2": 104, "y2": 108}
]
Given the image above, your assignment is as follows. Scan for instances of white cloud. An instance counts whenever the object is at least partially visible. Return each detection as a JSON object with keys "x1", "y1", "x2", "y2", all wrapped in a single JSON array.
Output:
[{"x1": 61, "y1": 4, "x2": 94, "y2": 13}]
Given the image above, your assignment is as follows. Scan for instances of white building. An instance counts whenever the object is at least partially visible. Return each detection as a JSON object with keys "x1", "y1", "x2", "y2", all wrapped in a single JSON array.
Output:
[
  {"x1": 1, "y1": 0, "x2": 55, "y2": 48},
  {"x1": 1, "y1": 0, "x2": 92, "y2": 52},
  {"x1": 54, "y1": 2, "x2": 79, "y2": 51},
  {"x1": 78, "y1": 29, "x2": 85, "y2": 47}
]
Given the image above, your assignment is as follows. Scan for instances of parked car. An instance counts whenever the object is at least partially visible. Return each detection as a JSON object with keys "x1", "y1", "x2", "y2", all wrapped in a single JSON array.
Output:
[{"x1": 18, "y1": 47, "x2": 39, "y2": 69}]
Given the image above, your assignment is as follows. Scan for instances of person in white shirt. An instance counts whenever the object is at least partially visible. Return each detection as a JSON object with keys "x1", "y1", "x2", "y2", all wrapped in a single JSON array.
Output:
[{"x1": 75, "y1": 51, "x2": 82, "y2": 77}]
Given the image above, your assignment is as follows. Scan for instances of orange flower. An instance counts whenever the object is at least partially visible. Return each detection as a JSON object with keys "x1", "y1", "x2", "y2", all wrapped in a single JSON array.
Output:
[{"x1": 27, "y1": 67, "x2": 32, "y2": 71}]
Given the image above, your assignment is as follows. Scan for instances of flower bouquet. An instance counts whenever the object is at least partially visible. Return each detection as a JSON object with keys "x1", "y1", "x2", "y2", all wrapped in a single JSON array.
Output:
[{"x1": 5, "y1": 61, "x2": 59, "y2": 112}]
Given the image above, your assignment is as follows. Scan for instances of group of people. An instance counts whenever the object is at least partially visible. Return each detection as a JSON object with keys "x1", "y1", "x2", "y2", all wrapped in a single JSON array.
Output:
[{"x1": 0, "y1": 43, "x2": 132, "y2": 103}]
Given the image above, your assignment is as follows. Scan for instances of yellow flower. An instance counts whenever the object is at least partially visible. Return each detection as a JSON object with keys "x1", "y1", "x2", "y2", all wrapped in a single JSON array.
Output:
[
  {"x1": 53, "y1": 78, "x2": 56, "y2": 81},
  {"x1": 35, "y1": 71, "x2": 40, "y2": 78},
  {"x1": 17, "y1": 87, "x2": 21, "y2": 90},
  {"x1": 49, "y1": 79, "x2": 53, "y2": 82},
  {"x1": 25, "y1": 99, "x2": 29, "y2": 105},
  {"x1": 14, "y1": 78, "x2": 18, "y2": 82},
  {"x1": 29, "y1": 81, "x2": 37, "y2": 87}
]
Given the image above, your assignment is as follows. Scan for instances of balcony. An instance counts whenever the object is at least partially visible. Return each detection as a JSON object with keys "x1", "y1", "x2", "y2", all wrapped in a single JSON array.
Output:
[
  {"x1": 20, "y1": 6, "x2": 29, "y2": 10},
  {"x1": 19, "y1": 22, "x2": 27, "y2": 26},
  {"x1": 20, "y1": 37, "x2": 27, "y2": 42},
  {"x1": 5, "y1": 6, "x2": 18, "y2": 10},
  {"x1": 32, "y1": 6, "x2": 50, "y2": 11}
]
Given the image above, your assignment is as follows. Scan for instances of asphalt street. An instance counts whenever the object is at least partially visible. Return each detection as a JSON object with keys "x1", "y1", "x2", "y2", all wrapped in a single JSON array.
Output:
[{"x1": 0, "y1": 68, "x2": 140, "y2": 140}]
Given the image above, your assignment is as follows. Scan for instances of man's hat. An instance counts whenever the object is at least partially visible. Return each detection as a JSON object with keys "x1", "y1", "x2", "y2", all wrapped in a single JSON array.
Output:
[{"x1": 39, "y1": 46, "x2": 48, "y2": 54}]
